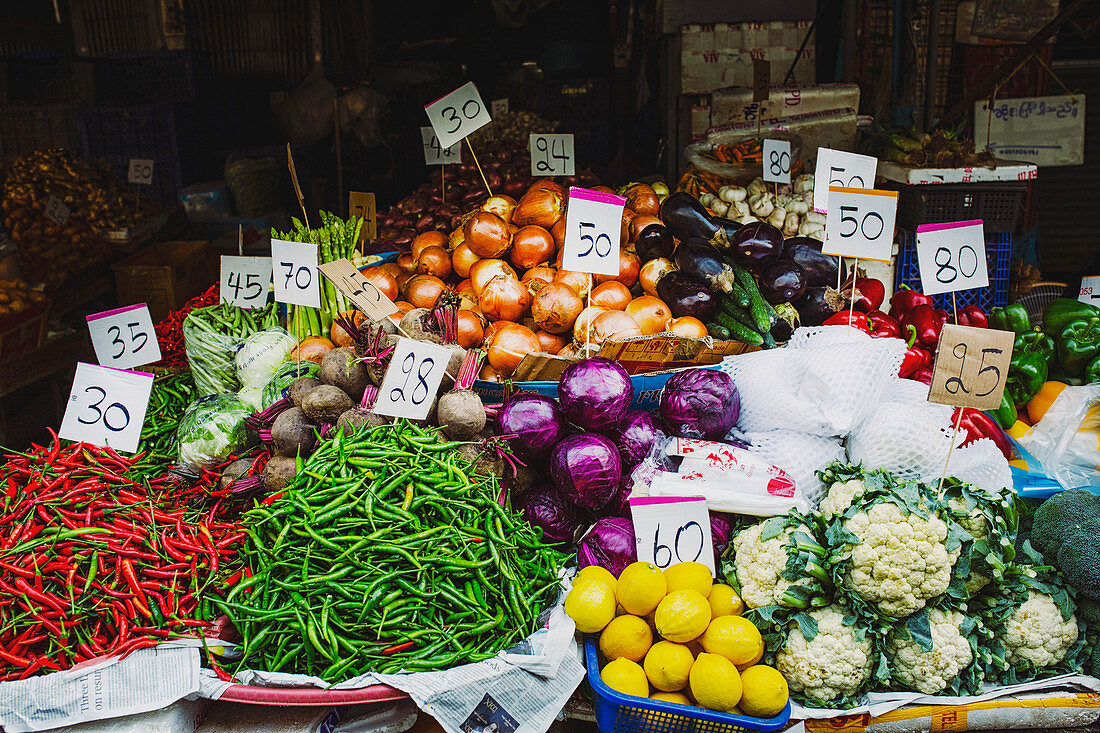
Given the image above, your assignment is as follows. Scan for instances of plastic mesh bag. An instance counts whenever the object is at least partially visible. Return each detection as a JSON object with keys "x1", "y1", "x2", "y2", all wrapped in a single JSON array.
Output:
[
  {"x1": 261, "y1": 361, "x2": 320, "y2": 410},
  {"x1": 183, "y1": 316, "x2": 242, "y2": 396},
  {"x1": 740, "y1": 429, "x2": 846, "y2": 508},
  {"x1": 940, "y1": 438, "x2": 1012, "y2": 494},
  {"x1": 846, "y1": 397, "x2": 955, "y2": 480},
  {"x1": 177, "y1": 394, "x2": 255, "y2": 472}
]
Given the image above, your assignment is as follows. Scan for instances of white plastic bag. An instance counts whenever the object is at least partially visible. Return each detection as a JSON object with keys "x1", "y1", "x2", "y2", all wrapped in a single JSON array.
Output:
[{"x1": 1017, "y1": 384, "x2": 1100, "y2": 491}]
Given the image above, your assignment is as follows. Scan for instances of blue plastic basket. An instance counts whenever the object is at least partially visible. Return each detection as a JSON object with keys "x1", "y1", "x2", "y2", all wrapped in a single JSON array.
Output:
[
  {"x1": 584, "y1": 637, "x2": 792, "y2": 733},
  {"x1": 894, "y1": 227, "x2": 1011, "y2": 313}
]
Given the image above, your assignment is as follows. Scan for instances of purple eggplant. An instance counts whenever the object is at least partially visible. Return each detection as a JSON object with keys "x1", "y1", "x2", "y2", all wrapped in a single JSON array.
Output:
[
  {"x1": 635, "y1": 222, "x2": 675, "y2": 262},
  {"x1": 673, "y1": 238, "x2": 737, "y2": 294},
  {"x1": 729, "y1": 222, "x2": 782, "y2": 269},
  {"x1": 659, "y1": 192, "x2": 739, "y2": 248},
  {"x1": 794, "y1": 286, "x2": 844, "y2": 327},
  {"x1": 771, "y1": 302, "x2": 800, "y2": 342},
  {"x1": 782, "y1": 237, "x2": 839, "y2": 287},
  {"x1": 656, "y1": 271, "x2": 717, "y2": 321},
  {"x1": 758, "y1": 259, "x2": 806, "y2": 304}
]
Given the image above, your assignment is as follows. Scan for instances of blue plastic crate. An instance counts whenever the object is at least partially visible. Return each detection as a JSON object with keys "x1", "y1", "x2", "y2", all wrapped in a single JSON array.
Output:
[
  {"x1": 894, "y1": 227, "x2": 1011, "y2": 312},
  {"x1": 77, "y1": 103, "x2": 179, "y2": 160},
  {"x1": 584, "y1": 638, "x2": 791, "y2": 733}
]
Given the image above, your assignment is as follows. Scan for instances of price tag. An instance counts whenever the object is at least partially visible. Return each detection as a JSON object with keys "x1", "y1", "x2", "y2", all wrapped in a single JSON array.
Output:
[
  {"x1": 373, "y1": 338, "x2": 451, "y2": 420},
  {"x1": 915, "y1": 220, "x2": 989, "y2": 295},
  {"x1": 561, "y1": 187, "x2": 626, "y2": 277},
  {"x1": 220, "y1": 256, "x2": 272, "y2": 309},
  {"x1": 44, "y1": 195, "x2": 70, "y2": 226},
  {"x1": 424, "y1": 82, "x2": 492, "y2": 150},
  {"x1": 349, "y1": 191, "x2": 377, "y2": 242},
  {"x1": 928, "y1": 324, "x2": 1014, "y2": 410},
  {"x1": 762, "y1": 139, "x2": 791, "y2": 185},
  {"x1": 529, "y1": 133, "x2": 575, "y2": 177},
  {"x1": 59, "y1": 363, "x2": 153, "y2": 453},
  {"x1": 491, "y1": 98, "x2": 509, "y2": 117},
  {"x1": 319, "y1": 258, "x2": 399, "y2": 322},
  {"x1": 629, "y1": 496, "x2": 715, "y2": 575},
  {"x1": 86, "y1": 304, "x2": 161, "y2": 370},
  {"x1": 421, "y1": 127, "x2": 462, "y2": 165},
  {"x1": 822, "y1": 187, "x2": 897, "y2": 262},
  {"x1": 752, "y1": 58, "x2": 771, "y2": 102},
  {"x1": 271, "y1": 239, "x2": 320, "y2": 308},
  {"x1": 127, "y1": 158, "x2": 154, "y2": 185},
  {"x1": 813, "y1": 149, "x2": 878, "y2": 213},
  {"x1": 1078, "y1": 275, "x2": 1100, "y2": 305}
]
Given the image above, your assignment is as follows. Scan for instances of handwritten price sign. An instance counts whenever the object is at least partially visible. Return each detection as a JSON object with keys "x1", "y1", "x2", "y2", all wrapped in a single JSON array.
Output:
[
  {"x1": 813, "y1": 149, "x2": 878, "y2": 213},
  {"x1": 629, "y1": 496, "x2": 715, "y2": 575},
  {"x1": 762, "y1": 139, "x2": 791, "y2": 185},
  {"x1": 928, "y1": 324, "x2": 1014, "y2": 410},
  {"x1": 530, "y1": 133, "x2": 575, "y2": 176},
  {"x1": 59, "y1": 363, "x2": 153, "y2": 453},
  {"x1": 127, "y1": 159, "x2": 154, "y2": 185},
  {"x1": 421, "y1": 127, "x2": 461, "y2": 165},
  {"x1": 424, "y1": 82, "x2": 492, "y2": 150},
  {"x1": 823, "y1": 187, "x2": 898, "y2": 262},
  {"x1": 271, "y1": 239, "x2": 320, "y2": 308},
  {"x1": 318, "y1": 258, "x2": 399, "y2": 323},
  {"x1": 916, "y1": 220, "x2": 989, "y2": 296},
  {"x1": 86, "y1": 304, "x2": 161, "y2": 370},
  {"x1": 373, "y1": 338, "x2": 451, "y2": 420},
  {"x1": 1078, "y1": 275, "x2": 1100, "y2": 306},
  {"x1": 561, "y1": 187, "x2": 626, "y2": 277}
]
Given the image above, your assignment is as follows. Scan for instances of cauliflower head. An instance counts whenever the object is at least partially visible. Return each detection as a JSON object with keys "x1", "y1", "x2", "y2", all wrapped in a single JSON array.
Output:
[
  {"x1": 732, "y1": 522, "x2": 797, "y2": 609},
  {"x1": 1002, "y1": 590, "x2": 1079, "y2": 669},
  {"x1": 730, "y1": 516, "x2": 829, "y2": 610},
  {"x1": 886, "y1": 608, "x2": 974, "y2": 694},
  {"x1": 776, "y1": 605, "x2": 875, "y2": 706},
  {"x1": 818, "y1": 479, "x2": 866, "y2": 519},
  {"x1": 841, "y1": 502, "x2": 960, "y2": 618}
]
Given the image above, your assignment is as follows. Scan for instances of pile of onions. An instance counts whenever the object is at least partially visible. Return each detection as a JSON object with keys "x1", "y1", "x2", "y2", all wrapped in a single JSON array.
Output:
[{"x1": 485, "y1": 322, "x2": 539, "y2": 376}]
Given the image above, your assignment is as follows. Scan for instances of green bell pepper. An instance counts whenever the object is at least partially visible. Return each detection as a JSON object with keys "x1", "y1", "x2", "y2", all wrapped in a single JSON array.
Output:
[
  {"x1": 991, "y1": 391, "x2": 1018, "y2": 430},
  {"x1": 1014, "y1": 330, "x2": 1056, "y2": 370},
  {"x1": 1007, "y1": 351, "x2": 1048, "y2": 406},
  {"x1": 1057, "y1": 317, "x2": 1100, "y2": 376},
  {"x1": 1086, "y1": 354, "x2": 1100, "y2": 384},
  {"x1": 1043, "y1": 298, "x2": 1099, "y2": 337},
  {"x1": 989, "y1": 304, "x2": 1031, "y2": 334}
]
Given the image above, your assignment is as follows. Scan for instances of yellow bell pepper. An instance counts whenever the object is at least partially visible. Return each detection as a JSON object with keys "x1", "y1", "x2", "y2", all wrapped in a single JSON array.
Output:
[
  {"x1": 1007, "y1": 421, "x2": 1031, "y2": 440},
  {"x1": 1027, "y1": 381, "x2": 1068, "y2": 425}
]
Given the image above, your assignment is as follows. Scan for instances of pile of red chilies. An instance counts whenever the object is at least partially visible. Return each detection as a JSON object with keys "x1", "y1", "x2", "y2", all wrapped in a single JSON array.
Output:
[
  {"x1": 154, "y1": 282, "x2": 221, "y2": 369},
  {"x1": 0, "y1": 432, "x2": 247, "y2": 680}
]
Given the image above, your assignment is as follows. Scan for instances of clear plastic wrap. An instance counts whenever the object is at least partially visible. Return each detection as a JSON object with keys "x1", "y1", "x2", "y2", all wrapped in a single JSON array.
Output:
[
  {"x1": 176, "y1": 394, "x2": 255, "y2": 472},
  {"x1": 261, "y1": 361, "x2": 320, "y2": 410},
  {"x1": 235, "y1": 328, "x2": 296, "y2": 388},
  {"x1": 1017, "y1": 384, "x2": 1100, "y2": 491}
]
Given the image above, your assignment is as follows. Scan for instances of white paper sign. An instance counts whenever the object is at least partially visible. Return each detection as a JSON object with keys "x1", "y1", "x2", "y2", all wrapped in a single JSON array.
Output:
[
  {"x1": 421, "y1": 127, "x2": 462, "y2": 166},
  {"x1": 373, "y1": 338, "x2": 452, "y2": 421},
  {"x1": 975, "y1": 95, "x2": 1085, "y2": 167},
  {"x1": 1079, "y1": 275, "x2": 1100, "y2": 306},
  {"x1": 59, "y1": 363, "x2": 153, "y2": 453},
  {"x1": 629, "y1": 496, "x2": 715, "y2": 575},
  {"x1": 44, "y1": 195, "x2": 70, "y2": 226},
  {"x1": 916, "y1": 220, "x2": 989, "y2": 296},
  {"x1": 424, "y1": 82, "x2": 492, "y2": 150},
  {"x1": 127, "y1": 158, "x2": 154, "y2": 185},
  {"x1": 220, "y1": 256, "x2": 272, "y2": 308},
  {"x1": 271, "y1": 239, "x2": 320, "y2": 308},
  {"x1": 561, "y1": 187, "x2": 626, "y2": 277},
  {"x1": 86, "y1": 304, "x2": 161, "y2": 369},
  {"x1": 491, "y1": 98, "x2": 510, "y2": 117},
  {"x1": 762, "y1": 139, "x2": 792, "y2": 185},
  {"x1": 823, "y1": 186, "x2": 897, "y2": 262},
  {"x1": 813, "y1": 148, "x2": 878, "y2": 213},
  {"x1": 530, "y1": 133, "x2": 575, "y2": 176}
]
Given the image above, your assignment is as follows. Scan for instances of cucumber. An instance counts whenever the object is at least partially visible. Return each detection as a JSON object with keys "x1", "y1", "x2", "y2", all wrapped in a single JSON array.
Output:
[
  {"x1": 713, "y1": 311, "x2": 764, "y2": 345},
  {"x1": 731, "y1": 263, "x2": 775, "y2": 334},
  {"x1": 762, "y1": 330, "x2": 778, "y2": 349},
  {"x1": 728, "y1": 282, "x2": 752, "y2": 309},
  {"x1": 717, "y1": 296, "x2": 762, "y2": 331},
  {"x1": 706, "y1": 322, "x2": 732, "y2": 340}
]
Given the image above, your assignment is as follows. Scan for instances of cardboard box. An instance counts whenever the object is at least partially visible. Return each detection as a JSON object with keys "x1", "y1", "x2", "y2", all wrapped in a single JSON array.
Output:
[
  {"x1": 679, "y1": 21, "x2": 815, "y2": 95},
  {"x1": 878, "y1": 160, "x2": 1039, "y2": 185},
  {"x1": 112, "y1": 241, "x2": 211, "y2": 322},
  {"x1": 661, "y1": 0, "x2": 816, "y2": 34},
  {"x1": 710, "y1": 83, "x2": 860, "y2": 127}
]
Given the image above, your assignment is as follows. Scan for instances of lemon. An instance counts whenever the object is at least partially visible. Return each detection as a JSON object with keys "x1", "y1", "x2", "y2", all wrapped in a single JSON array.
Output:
[
  {"x1": 708, "y1": 584, "x2": 744, "y2": 617},
  {"x1": 564, "y1": 578, "x2": 616, "y2": 633},
  {"x1": 601, "y1": 658, "x2": 649, "y2": 698},
  {"x1": 664, "y1": 562, "x2": 713, "y2": 597},
  {"x1": 599, "y1": 615, "x2": 653, "y2": 663},
  {"x1": 654, "y1": 589, "x2": 712, "y2": 643},
  {"x1": 700, "y1": 615, "x2": 763, "y2": 665},
  {"x1": 689, "y1": 652, "x2": 743, "y2": 712},
  {"x1": 736, "y1": 645, "x2": 764, "y2": 671},
  {"x1": 643, "y1": 640, "x2": 695, "y2": 691},
  {"x1": 738, "y1": 665, "x2": 789, "y2": 718},
  {"x1": 577, "y1": 565, "x2": 618, "y2": 594},
  {"x1": 616, "y1": 562, "x2": 667, "y2": 616},
  {"x1": 651, "y1": 691, "x2": 692, "y2": 705}
]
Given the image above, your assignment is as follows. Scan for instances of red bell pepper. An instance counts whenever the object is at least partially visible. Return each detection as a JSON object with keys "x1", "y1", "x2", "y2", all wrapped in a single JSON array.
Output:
[
  {"x1": 954, "y1": 407, "x2": 1013, "y2": 460},
  {"x1": 888, "y1": 284, "x2": 932, "y2": 320},
  {"x1": 848, "y1": 277, "x2": 886, "y2": 313},
  {"x1": 898, "y1": 325, "x2": 932, "y2": 378},
  {"x1": 866, "y1": 310, "x2": 901, "y2": 339},
  {"x1": 823, "y1": 311, "x2": 871, "y2": 333},
  {"x1": 910, "y1": 365, "x2": 934, "y2": 384},
  {"x1": 903, "y1": 304, "x2": 944, "y2": 348},
  {"x1": 959, "y1": 305, "x2": 988, "y2": 328}
]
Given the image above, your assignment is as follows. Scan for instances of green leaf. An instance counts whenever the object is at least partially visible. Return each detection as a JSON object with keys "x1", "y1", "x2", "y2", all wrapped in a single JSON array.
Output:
[
  {"x1": 905, "y1": 610, "x2": 934, "y2": 652},
  {"x1": 793, "y1": 612, "x2": 819, "y2": 641},
  {"x1": 759, "y1": 515, "x2": 789, "y2": 542},
  {"x1": 825, "y1": 520, "x2": 860, "y2": 548}
]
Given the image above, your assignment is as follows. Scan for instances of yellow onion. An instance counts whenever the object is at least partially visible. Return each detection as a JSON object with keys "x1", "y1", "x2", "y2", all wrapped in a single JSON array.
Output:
[
  {"x1": 486, "y1": 323, "x2": 539, "y2": 377},
  {"x1": 470, "y1": 259, "x2": 517, "y2": 297},
  {"x1": 402, "y1": 274, "x2": 449, "y2": 309},
  {"x1": 590, "y1": 281, "x2": 632, "y2": 310},
  {"x1": 415, "y1": 245, "x2": 452, "y2": 279},
  {"x1": 572, "y1": 306, "x2": 608, "y2": 343},
  {"x1": 455, "y1": 309, "x2": 485, "y2": 349},
  {"x1": 595, "y1": 248, "x2": 640, "y2": 288},
  {"x1": 626, "y1": 296, "x2": 672, "y2": 335},
  {"x1": 509, "y1": 225, "x2": 556, "y2": 270},
  {"x1": 479, "y1": 275, "x2": 531, "y2": 322},
  {"x1": 451, "y1": 242, "x2": 479, "y2": 279},
  {"x1": 535, "y1": 330, "x2": 570, "y2": 355},
  {"x1": 412, "y1": 231, "x2": 449, "y2": 259},
  {"x1": 464, "y1": 211, "x2": 511, "y2": 258},
  {"x1": 359, "y1": 266, "x2": 399, "y2": 302},
  {"x1": 481, "y1": 195, "x2": 517, "y2": 223},
  {"x1": 513, "y1": 188, "x2": 564, "y2": 229},
  {"x1": 553, "y1": 269, "x2": 592, "y2": 298},
  {"x1": 639, "y1": 257, "x2": 673, "y2": 297},
  {"x1": 670, "y1": 316, "x2": 708, "y2": 337},
  {"x1": 625, "y1": 183, "x2": 660, "y2": 216},
  {"x1": 591, "y1": 310, "x2": 642, "y2": 342},
  {"x1": 531, "y1": 282, "x2": 584, "y2": 335}
]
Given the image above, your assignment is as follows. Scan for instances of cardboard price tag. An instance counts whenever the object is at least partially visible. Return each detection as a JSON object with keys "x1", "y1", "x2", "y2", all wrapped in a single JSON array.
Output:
[
  {"x1": 86, "y1": 304, "x2": 161, "y2": 370},
  {"x1": 373, "y1": 338, "x2": 452, "y2": 420},
  {"x1": 271, "y1": 239, "x2": 320, "y2": 308},
  {"x1": 813, "y1": 148, "x2": 878, "y2": 213},
  {"x1": 349, "y1": 191, "x2": 377, "y2": 242},
  {"x1": 318, "y1": 258, "x2": 399, "y2": 322},
  {"x1": 530, "y1": 133, "x2": 575, "y2": 177},
  {"x1": 629, "y1": 496, "x2": 715, "y2": 575},
  {"x1": 752, "y1": 58, "x2": 771, "y2": 102},
  {"x1": 916, "y1": 220, "x2": 989, "y2": 296},
  {"x1": 762, "y1": 139, "x2": 791, "y2": 185},
  {"x1": 59, "y1": 363, "x2": 153, "y2": 453},
  {"x1": 424, "y1": 82, "x2": 492, "y2": 150},
  {"x1": 1078, "y1": 275, "x2": 1100, "y2": 305},
  {"x1": 127, "y1": 158, "x2": 154, "y2": 185},
  {"x1": 220, "y1": 256, "x2": 272, "y2": 309},
  {"x1": 928, "y1": 324, "x2": 1014, "y2": 410},
  {"x1": 44, "y1": 195, "x2": 70, "y2": 226},
  {"x1": 491, "y1": 98, "x2": 509, "y2": 117},
  {"x1": 823, "y1": 187, "x2": 897, "y2": 262},
  {"x1": 421, "y1": 127, "x2": 462, "y2": 165},
  {"x1": 561, "y1": 187, "x2": 626, "y2": 277}
]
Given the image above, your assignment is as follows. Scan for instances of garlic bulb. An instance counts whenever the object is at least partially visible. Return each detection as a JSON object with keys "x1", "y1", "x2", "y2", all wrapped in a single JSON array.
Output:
[
  {"x1": 782, "y1": 212, "x2": 800, "y2": 237},
  {"x1": 767, "y1": 206, "x2": 787, "y2": 229},
  {"x1": 748, "y1": 193, "x2": 775, "y2": 218},
  {"x1": 719, "y1": 185, "x2": 747, "y2": 204}
]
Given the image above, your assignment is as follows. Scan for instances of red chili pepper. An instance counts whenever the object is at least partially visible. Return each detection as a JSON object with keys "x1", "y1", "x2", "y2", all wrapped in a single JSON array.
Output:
[
  {"x1": 382, "y1": 641, "x2": 416, "y2": 656},
  {"x1": 959, "y1": 304, "x2": 988, "y2": 328},
  {"x1": 866, "y1": 310, "x2": 902, "y2": 339},
  {"x1": 888, "y1": 284, "x2": 933, "y2": 320},
  {"x1": 902, "y1": 304, "x2": 943, "y2": 348},
  {"x1": 823, "y1": 311, "x2": 872, "y2": 333}
]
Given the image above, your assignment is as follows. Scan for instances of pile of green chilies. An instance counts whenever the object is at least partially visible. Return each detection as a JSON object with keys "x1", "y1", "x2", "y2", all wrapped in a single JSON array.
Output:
[
  {"x1": 128, "y1": 371, "x2": 196, "y2": 477},
  {"x1": 219, "y1": 421, "x2": 568, "y2": 681},
  {"x1": 182, "y1": 301, "x2": 280, "y2": 396}
]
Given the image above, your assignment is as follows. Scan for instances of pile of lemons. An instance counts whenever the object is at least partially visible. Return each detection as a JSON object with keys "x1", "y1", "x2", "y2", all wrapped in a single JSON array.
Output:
[{"x1": 565, "y1": 561, "x2": 788, "y2": 718}]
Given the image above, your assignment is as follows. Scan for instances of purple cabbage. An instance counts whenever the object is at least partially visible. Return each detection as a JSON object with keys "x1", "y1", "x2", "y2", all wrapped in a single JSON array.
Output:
[
  {"x1": 659, "y1": 368, "x2": 740, "y2": 439},
  {"x1": 710, "y1": 511, "x2": 733, "y2": 559},
  {"x1": 611, "y1": 410, "x2": 664, "y2": 470},
  {"x1": 550, "y1": 432, "x2": 621, "y2": 511},
  {"x1": 558, "y1": 357, "x2": 632, "y2": 432},
  {"x1": 578, "y1": 516, "x2": 638, "y2": 577},
  {"x1": 513, "y1": 484, "x2": 577, "y2": 545},
  {"x1": 497, "y1": 392, "x2": 568, "y2": 461},
  {"x1": 606, "y1": 474, "x2": 634, "y2": 517}
]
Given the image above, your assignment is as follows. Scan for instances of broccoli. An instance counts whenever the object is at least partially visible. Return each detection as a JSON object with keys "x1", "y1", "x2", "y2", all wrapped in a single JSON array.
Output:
[
  {"x1": 1055, "y1": 517, "x2": 1100, "y2": 601},
  {"x1": 1030, "y1": 489, "x2": 1100, "y2": 558},
  {"x1": 1078, "y1": 597, "x2": 1100, "y2": 631}
]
